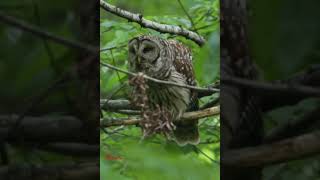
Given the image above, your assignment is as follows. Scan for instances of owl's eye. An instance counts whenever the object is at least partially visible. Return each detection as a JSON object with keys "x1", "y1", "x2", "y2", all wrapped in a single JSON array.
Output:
[
  {"x1": 151, "y1": 58, "x2": 158, "y2": 64},
  {"x1": 143, "y1": 47, "x2": 154, "y2": 53},
  {"x1": 129, "y1": 47, "x2": 135, "y2": 53}
]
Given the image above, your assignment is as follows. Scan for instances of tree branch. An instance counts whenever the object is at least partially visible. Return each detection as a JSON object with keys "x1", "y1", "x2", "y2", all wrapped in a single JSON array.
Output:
[
  {"x1": 100, "y1": 0, "x2": 205, "y2": 46},
  {"x1": 223, "y1": 130, "x2": 320, "y2": 167},
  {"x1": 100, "y1": 44, "x2": 127, "y2": 52},
  {"x1": 0, "y1": 11, "x2": 98, "y2": 53},
  {"x1": 222, "y1": 76, "x2": 320, "y2": 97},
  {"x1": 260, "y1": 67, "x2": 320, "y2": 111},
  {"x1": 264, "y1": 107, "x2": 320, "y2": 143},
  {"x1": 0, "y1": 115, "x2": 96, "y2": 143},
  {"x1": 101, "y1": 98, "x2": 218, "y2": 113},
  {"x1": 100, "y1": 99, "x2": 133, "y2": 110},
  {"x1": 101, "y1": 62, "x2": 219, "y2": 93},
  {"x1": 101, "y1": 106, "x2": 220, "y2": 127},
  {"x1": 41, "y1": 143, "x2": 99, "y2": 157},
  {"x1": 0, "y1": 161, "x2": 99, "y2": 180}
]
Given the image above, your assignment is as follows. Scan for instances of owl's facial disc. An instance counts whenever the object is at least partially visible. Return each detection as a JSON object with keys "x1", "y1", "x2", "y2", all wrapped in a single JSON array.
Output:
[
  {"x1": 128, "y1": 39, "x2": 138, "y2": 55},
  {"x1": 139, "y1": 40, "x2": 160, "y2": 64},
  {"x1": 128, "y1": 39, "x2": 139, "y2": 71}
]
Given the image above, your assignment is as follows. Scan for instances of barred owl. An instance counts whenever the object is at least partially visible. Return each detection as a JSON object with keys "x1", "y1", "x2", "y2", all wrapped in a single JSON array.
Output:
[{"x1": 128, "y1": 35, "x2": 199, "y2": 146}]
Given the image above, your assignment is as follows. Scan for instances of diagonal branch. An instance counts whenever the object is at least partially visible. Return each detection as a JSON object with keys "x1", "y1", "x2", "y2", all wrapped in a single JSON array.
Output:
[
  {"x1": 177, "y1": 0, "x2": 197, "y2": 33},
  {"x1": 0, "y1": 11, "x2": 98, "y2": 53},
  {"x1": 101, "y1": 106, "x2": 220, "y2": 127},
  {"x1": 223, "y1": 130, "x2": 320, "y2": 167},
  {"x1": 100, "y1": 0, "x2": 205, "y2": 46},
  {"x1": 265, "y1": 107, "x2": 320, "y2": 143},
  {"x1": 100, "y1": 62, "x2": 219, "y2": 93}
]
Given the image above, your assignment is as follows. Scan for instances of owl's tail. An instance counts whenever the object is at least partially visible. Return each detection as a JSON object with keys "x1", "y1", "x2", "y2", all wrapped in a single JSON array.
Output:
[{"x1": 173, "y1": 121, "x2": 200, "y2": 146}]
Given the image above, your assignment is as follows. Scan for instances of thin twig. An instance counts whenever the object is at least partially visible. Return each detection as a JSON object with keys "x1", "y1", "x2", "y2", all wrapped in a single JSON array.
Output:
[
  {"x1": 177, "y1": 0, "x2": 198, "y2": 33},
  {"x1": 200, "y1": 97, "x2": 219, "y2": 110},
  {"x1": 100, "y1": 44, "x2": 127, "y2": 52},
  {"x1": 110, "y1": 50, "x2": 122, "y2": 82},
  {"x1": 194, "y1": 24, "x2": 215, "y2": 31},
  {"x1": 100, "y1": 62, "x2": 219, "y2": 93},
  {"x1": 194, "y1": 9, "x2": 213, "y2": 26},
  {"x1": 193, "y1": 146, "x2": 219, "y2": 164},
  {"x1": 100, "y1": 0, "x2": 205, "y2": 46}
]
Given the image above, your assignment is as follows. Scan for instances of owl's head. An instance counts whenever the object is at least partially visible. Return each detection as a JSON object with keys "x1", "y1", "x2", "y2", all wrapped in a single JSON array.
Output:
[{"x1": 128, "y1": 35, "x2": 172, "y2": 79}]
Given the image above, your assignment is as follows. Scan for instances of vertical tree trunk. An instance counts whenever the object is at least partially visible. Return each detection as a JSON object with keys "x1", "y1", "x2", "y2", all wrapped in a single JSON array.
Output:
[
  {"x1": 73, "y1": 0, "x2": 99, "y2": 143},
  {"x1": 221, "y1": 0, "x2": 263, "y2": 179}
]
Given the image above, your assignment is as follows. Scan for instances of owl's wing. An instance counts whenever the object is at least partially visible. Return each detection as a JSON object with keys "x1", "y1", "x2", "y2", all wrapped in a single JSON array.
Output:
[
  {"x1": 169, "y1": 40, "x2": 198, "y2": 111},
  {"x1": 168, "y1": 40, "x2": 200, "y2": 145}
]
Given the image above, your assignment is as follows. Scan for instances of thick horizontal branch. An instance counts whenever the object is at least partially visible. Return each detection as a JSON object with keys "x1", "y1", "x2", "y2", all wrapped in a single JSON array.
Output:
[
  {"x1": 0, "y1": 11, "x2": 98, "y2": 53},
  {"x1": 0, "y1": 161, "x2": 99, "y2": 180},
  {"x1": 101, "y1": 98, "x2": 218, "y2": 113},
  {"x1": 101, "y1": 106, "x2": 220, "y2": 127},
  {"x1": 100, "y1": 99, "x2": 140, "y2": 114},
  {"x1": 223, "y1": 130, "x2": 320, "y2": 167},
  {"x1": 100, "y1": 99, "x2": 133, "y2": 110},
  {"x1": 113, "y1": 109, "x2": 141, "y2": 115},
  {"x1": 41, "y1": 143, "x2": 99, "y2": 157},
  {"x1": 222, "y1": 76, "x2": 320, "y2": 97},
  {"x1": 0, "y1": 115, "x2": 97, "y2": 143},
  {"x1": 101, "y1": 62, "x2": 219, "y2": 93},
  {"x1": 100, "y1": 0, "x2": 205, "y2": 46}
]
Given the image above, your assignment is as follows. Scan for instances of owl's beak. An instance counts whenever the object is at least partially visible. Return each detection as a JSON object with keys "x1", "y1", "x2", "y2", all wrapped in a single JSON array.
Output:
[
  {"x1": 136, "y1": 57, "x2": 142, "y2": 71},
  {"x1": 137, "y1": 56, "x2": 141, "y2": 65}
]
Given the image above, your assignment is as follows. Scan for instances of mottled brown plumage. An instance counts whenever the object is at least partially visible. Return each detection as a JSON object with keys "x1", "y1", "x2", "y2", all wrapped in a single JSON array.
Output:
[{"x1": 128, "y1": 35, "x2": 199, "y2": 146}]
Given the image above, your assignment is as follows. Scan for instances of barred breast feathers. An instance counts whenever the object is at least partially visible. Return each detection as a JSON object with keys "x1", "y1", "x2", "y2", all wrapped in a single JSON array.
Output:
[{"x1": 148, "y1": 70, "x2": 191, "y2": 120}]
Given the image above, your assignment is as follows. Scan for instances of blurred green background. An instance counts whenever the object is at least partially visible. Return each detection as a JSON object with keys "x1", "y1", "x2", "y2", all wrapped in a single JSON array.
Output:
[
  {"x1": 250, "y1": 0, "x2": 320, "y2": 81},
  {"x1": 100, "y1": 0, "x2": 220, "y2": 179},
  {"x1": 0, "y1": 0, "x2": 97, "y2": 167},
  {"x1": 0, "y1": 0, "x2": 80, "y2": 114},
  {"x1": 250, "y1": 1, "x2": 320, "y2": 179}
]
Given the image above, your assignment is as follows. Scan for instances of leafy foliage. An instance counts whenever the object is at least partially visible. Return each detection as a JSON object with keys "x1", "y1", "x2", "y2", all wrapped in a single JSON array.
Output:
[{"x1": 100, "y1": 0, "x2": 220, "y2": 179}]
